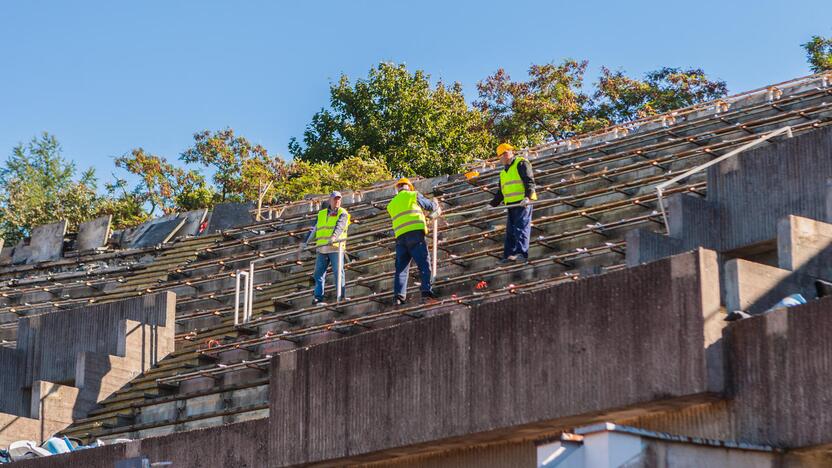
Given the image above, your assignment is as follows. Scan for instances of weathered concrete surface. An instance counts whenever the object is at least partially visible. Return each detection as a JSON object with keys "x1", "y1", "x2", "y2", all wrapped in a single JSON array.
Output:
[
  {"x1": 0, "y1": 293, "x2": 175, "y2": 446},
  {"x1": 205, "y1": 202, "x2": 255, "y2": 233},
  {"x1": 777, "y1": 215, "x2": 832, "y2": 280},
  {"x1": 130, "y1": 218, "x2": 186, "y2": 248},
  {"x1": 76, "y1": 215, "x2": 112, "y2": 251},
  {"x1": 628, "y1": 124, "x2": 832, "y2": 265},
  {"x1": 9, "y1": 419, "x2": 268, "y2": 468},
  {"x1": 724, "y1": 259, "x2": 816, "y2": 314},
  {"x1": 26, "y1": 220, "x2": 68, "y2": 264},
  {"x1": 366, "y1": 440, "x2": 535, "y2": 468},
  {"x1": 622, "y1": 296, "x2": 832, "y2": 451},
  {"x1": 269, "y1": 249, "x2": 724, "y2": 466},
  {"x1": 173, "y1": 208, "x2": 208, "y2": 239}
]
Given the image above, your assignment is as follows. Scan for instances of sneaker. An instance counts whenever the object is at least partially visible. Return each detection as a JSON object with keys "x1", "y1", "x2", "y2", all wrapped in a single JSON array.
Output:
[
  {"x1": 394, "y1": 296, "x2": 407, "y2": 306},
  {"x1": 312, "y1": 298, "x2": 328, "y2": 307},
  {"x1": 499, "y1": 255, "x2": 518, "y2": 264}
]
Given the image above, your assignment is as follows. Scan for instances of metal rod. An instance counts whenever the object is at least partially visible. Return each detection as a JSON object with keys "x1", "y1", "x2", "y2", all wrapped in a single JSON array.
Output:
[
  {"x1": 336, "y1": 241, "x2": 344, "y2": 302},
  {"x1": 654, "y1": 125, "x2": 792, "y2": 232},
  {"x1": 247, "y1": 263, "x2": 254, "y2": 322},
  {"x1": 443, "y1": 202, "x2": 537, "y2": 219},
  {"x1": 431, "y1": 218, "x2": 438, "y2": 282},
  {"x1": 234, "y1": 271, "x2": 241, "y2": 326}
]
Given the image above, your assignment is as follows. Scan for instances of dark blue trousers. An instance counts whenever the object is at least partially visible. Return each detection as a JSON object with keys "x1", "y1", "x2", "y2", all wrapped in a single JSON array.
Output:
[
  {"x1": 504, "y1": 205, "x2": 533, "y2": 259},
  {"x1": 394, "y1": 231, "x2": 433, "y2": 299}
]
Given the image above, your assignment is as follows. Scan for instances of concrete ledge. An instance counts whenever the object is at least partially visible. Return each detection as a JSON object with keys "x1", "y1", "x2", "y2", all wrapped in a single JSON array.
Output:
[
  {"x1": 624, "y1": 296, "x2": 832, "y2": 451},
  {"x1": 269, "y1": 249, "x2": 724, "y2": 466},
  {"x1": 724, "y1": 259, "x2": 815, "y2": 314}
]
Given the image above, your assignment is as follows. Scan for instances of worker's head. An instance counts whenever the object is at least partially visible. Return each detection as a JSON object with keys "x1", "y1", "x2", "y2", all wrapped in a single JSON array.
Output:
[
  {"x1": 329, "y1": 191, "x2": 342, "y2": 209},
  {"x1": 496, "y1": 143, "x2": 514, "y2": 165},
  {"x1": 395, "y1": 177, "x2": 414, "y2": 192}
]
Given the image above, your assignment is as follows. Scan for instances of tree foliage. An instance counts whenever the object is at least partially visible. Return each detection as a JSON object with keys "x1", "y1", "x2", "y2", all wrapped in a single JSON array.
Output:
[
  {"x1": 593, "y1": 67, "x2": 728, "y2": 125},
  {"x1": 476, "y1": 60, "x2": 727, "y2": 147},
  {"x1": 289, "y1": 62, "x2": 494, "y2": 177},
  {"x1": 181, "y1": 128, "x2": 287, "y2": 202},
  {"x1": 114, "y1": 148, "x2": 212, "y2": 216},
  {"x1": 0, "y1": 133, "x2": 102, "y2": 243},
  {"x1": 276, "y1": 151, "x2": 392, "y2": 202},
  {"x1": 803, "y1": 34, "x2": 832, "y2": 73}
]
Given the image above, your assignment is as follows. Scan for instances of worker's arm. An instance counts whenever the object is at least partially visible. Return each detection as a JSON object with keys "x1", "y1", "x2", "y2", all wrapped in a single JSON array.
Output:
[
  {"x1": 416, "y1": 193, "x2": 443, "y2": 219},
  {"x1": 517, "y1": 160, "x2": 537, "y2": 200},
  {"x1": 489, "y1": 190, "x2": 504, "y2": 207},
  {"x1": 300, "y1": 226, "x2": 316, "y2": 250}
]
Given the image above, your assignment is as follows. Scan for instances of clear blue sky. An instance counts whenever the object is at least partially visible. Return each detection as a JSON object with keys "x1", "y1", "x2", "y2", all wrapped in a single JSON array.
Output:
[{"x1": 1, "y1": 0, "x2": 830, "y2": 186}]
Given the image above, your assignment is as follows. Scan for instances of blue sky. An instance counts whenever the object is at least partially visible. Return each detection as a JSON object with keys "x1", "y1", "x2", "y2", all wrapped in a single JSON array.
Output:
[{"x1": 1, "y1": 0, "x2": 830, "y2": 186}]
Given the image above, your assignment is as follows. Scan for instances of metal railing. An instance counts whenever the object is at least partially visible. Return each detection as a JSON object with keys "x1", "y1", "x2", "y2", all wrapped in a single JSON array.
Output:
[
  {"x1": 234, "y1": 240, "x2": 344, "y2": 325},
  {"x1": 654, "y1": 125, "x2": 794, "y2": 231}
]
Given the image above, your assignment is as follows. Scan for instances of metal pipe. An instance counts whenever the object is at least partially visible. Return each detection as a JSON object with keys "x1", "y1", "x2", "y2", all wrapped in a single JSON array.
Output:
[
  {"x1": 234, "y1": 270, "x2": 241, "y2": 326},
  {"x1": 431, "y1": 218, "x2": 438, "y2": 282},
  {"x1": 336, "y1": 241, "x2": 345, "y2": 302},
  {"x1": 654, "y1": 125, "x2": 793, "y2": 232}
]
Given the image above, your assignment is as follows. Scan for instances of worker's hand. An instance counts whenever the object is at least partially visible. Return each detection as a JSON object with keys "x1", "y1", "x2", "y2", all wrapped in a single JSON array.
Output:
[{"x1": 521, "y1": 197, "x2": 531, "y2": 206}]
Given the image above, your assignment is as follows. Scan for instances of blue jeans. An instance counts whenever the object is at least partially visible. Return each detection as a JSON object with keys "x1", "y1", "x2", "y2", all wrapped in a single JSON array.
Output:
[
  {"x1": 394, "y1": 231, "x2": 432, "y2": 299},
  {"x1": 313, "y1": 252, "x2": 346, "y2": 300},
  {"x1": 504, "y1": 205, "x2": 532, "y2": 259}
]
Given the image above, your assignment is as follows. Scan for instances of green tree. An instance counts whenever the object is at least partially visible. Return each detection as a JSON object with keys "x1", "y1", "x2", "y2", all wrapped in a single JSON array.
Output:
[
  {"x1": 275, "y1": 152, "x2": 392, "y2": 202},
  {"x1": 114, "y1": 148, "x2": 212, "y2": 216},
  {"x1": 476, "y1": 61, "x2": 727, "y2": 146},
  {"x1": 289, "y1": 62, "x2": 493, "y2": 177},
  {"x1": 592, "y1": 67, "x2": 728, "y2": 125},
  {"x1": 476, "y1": 59, "x2": 602, "y2": 147},
  {"x1": 803, "y1": 34, "x2": 832, "y2": 73},
  {"x1": 181, "y1": 128, "x2": 287, "y2": 202},
  {"x1": 0, "y1": 133, "x2": 102, "y2": 243}
]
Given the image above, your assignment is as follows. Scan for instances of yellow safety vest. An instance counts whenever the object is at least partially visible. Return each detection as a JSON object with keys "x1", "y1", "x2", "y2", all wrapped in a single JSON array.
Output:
[
  {"x1": 499, "y1": 157, "x2": 537, "y2": 204},
  {"x1": 386, "y1": 191, "x2": 427, "y2": 238},
  {"x1": 314, "y1": 207, "x2": 350, "y2": 248}
]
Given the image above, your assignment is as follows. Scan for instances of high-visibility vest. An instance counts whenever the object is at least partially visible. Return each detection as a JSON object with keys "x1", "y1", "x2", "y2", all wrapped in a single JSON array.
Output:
[
  {"x1": 499, "y1": 157, "x2": 536, "y2": 204},
  {"x1": 386, "y1": 190, "x2": 427, "y2": 238},
  {"x1": 315, "y1": 207, "x2": 350, "y2": 248}
]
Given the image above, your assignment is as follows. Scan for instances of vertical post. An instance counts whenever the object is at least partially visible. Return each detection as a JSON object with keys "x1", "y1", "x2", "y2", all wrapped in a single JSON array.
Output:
[
  {"x1": 431, "y1": 218, "x2": 438, "y2": 282},
  {"x1": 247, "y1": 263, "x2": 255, "y2": 322},
  {"x1": 234, "y1": 270, "x2": 242, "y2": 326},
  {"x1": 336, "y1": 241, "x2": 345, "y2": 302}
]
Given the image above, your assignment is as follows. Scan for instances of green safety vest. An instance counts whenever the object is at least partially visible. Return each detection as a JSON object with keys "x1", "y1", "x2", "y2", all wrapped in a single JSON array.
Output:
[
  {"x1": 386, "y1": 191, "x2": 427, "y2": 238},
  {"x1": 499, "y1": 157, "x2": 536, "y2": 204},
  {"x1": 315, "y1": 207, "x2": 350, "y2": 248}
]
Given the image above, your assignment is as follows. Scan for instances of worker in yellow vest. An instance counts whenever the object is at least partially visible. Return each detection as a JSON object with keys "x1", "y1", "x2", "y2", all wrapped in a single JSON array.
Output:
[
  {"x1": 489, "y1": 143, "x2": 537, "y2": 263},
  {"x1": 386, "y1": 178, "x2": 441, "y2": 305},
  {"x1": 300, "y1": 191, "x2": 350, "y2": 306}
]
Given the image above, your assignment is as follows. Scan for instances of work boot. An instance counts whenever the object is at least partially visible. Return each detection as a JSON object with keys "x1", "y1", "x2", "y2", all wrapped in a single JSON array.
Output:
[
  {"x1": 420, "y1": 290, "x2": 439, "y2": 304},
  {"x1": 394, "y1": 296, "x2": 407, "y2": 306}
]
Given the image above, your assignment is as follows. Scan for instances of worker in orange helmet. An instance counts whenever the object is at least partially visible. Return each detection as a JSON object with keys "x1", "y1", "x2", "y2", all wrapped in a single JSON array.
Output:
[
  {"x1": 386, "y1": 177, "x2": 441, "y2": 305},
  {"x1": 489, "y1": 143, "x2": 537, "y2": 263}
]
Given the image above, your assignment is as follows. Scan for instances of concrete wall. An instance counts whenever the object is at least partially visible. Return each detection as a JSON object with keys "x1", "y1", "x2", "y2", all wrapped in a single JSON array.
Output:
[
  {"x1": 269, "y1": 249, "x2": 724, "y2": 466},
  {"x1": 622, "y1": 295, "x2": 832, "y2": 449},
  {"x1": 9, "y1": 419, "x2": 269, "y2": 468},
  {"x1": 628, "y1": 124, "x2": 832, "y2": 266},
  {"x1": 0, "y1": 293, "x2": 175, "y2": 446}
]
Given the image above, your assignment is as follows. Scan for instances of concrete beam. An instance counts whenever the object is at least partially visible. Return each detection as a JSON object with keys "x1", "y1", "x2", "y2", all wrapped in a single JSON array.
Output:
[
  {"x1": 77, "y1": 215, "x2": 112, "y2": 251},
  {"x1": 27, "y1": 220, "x2": 68, "y2": 264},
  {"x1": 269, "y1": 249, "x2": 724, "y2": 466},
  {"x1": 724, "y1": 259, "x2": 816, "y2": 314},
  {"x1": 777, "y1": 215, "x2": 832, "y2": 281}
]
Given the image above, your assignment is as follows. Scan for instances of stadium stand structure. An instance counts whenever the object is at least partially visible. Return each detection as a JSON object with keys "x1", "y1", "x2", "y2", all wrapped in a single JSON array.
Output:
[{"x1": 2, "y1": 71, "x2": 832, "y2": 466}]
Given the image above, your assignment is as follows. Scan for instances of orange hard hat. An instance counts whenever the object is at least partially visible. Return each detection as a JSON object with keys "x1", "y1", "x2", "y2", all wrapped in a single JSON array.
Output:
[
  {"x1": 496, "y1": 143, "x2": 514, "y2": 156},
  {"x1": 395, "y1": 177, "x2": 415, "y2": 190}
]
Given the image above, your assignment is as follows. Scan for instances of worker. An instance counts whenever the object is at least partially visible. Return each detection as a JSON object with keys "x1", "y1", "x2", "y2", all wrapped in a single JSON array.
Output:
[
  {"x1": 300, "y1": 191, "x2": 350, "y2": 306},
  {"x1": 489, "y1": 143, "x2": 537, "y2": 263},
  {"x1": 386, "y1": 177, "x2": 441, "y2": 305}
]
